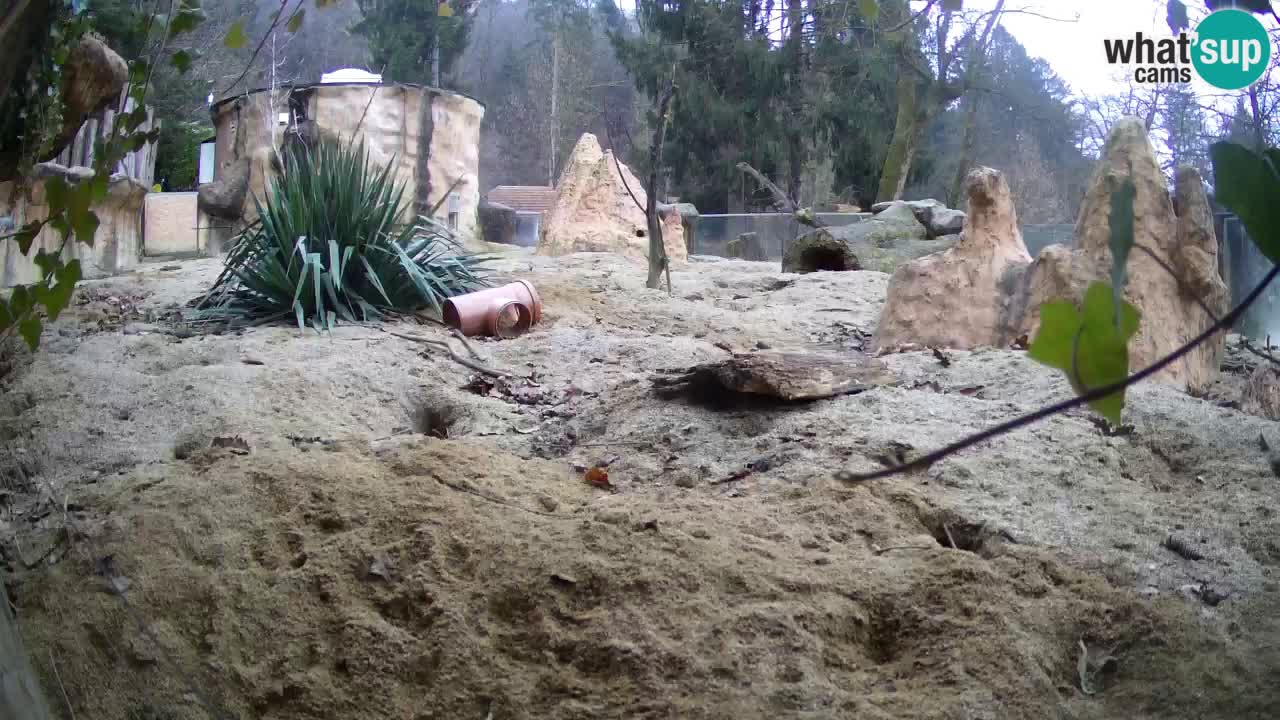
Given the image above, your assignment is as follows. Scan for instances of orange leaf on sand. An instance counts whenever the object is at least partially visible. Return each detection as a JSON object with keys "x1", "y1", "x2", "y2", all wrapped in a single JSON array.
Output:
[{"x1": 584, "y1": 466, "x2": 611, "y2": 489}]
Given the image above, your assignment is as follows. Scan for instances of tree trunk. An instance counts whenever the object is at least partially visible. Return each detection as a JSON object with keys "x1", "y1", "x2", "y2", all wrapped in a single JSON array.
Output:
[
  {"x1": 646, "y1": 82, "x2": 676, "y2": 290},
  {"x1": 877, "y1": 72, "x2": 922, "y2": 202},
  {"x1": 948, "y1": 92, "x2": 981, "y2": 207},
  {"x1": 549, "y1": 32, "x2": 561, "y2": 185},
  {"x1": 0, "y1": 573, "x2": 55, "y2": 720}
]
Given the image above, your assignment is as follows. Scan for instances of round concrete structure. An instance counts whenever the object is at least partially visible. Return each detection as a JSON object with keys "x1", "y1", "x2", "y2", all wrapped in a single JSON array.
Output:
[{"x1": 205, "y1": 83, "x2": 485, "y2": 248}]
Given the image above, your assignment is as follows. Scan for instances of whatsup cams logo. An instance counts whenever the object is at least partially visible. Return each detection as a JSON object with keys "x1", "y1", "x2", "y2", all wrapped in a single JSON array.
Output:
[{"x1": 1103, "y1": 8, "x2": 1271, "y2": 89}]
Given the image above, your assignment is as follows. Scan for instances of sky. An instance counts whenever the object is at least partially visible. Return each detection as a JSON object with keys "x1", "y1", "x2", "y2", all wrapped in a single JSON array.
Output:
[{"x1": 958, "y1": 0, "x2": 1173, "y2": 96}]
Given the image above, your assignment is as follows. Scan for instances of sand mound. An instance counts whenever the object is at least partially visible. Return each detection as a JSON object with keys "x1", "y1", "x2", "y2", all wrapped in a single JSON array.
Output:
[{"x1": 2, "y1": 251, "x2": 1278, "y2": 719}]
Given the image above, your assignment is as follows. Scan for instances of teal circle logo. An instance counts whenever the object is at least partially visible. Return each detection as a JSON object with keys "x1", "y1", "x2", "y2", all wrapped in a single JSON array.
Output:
[{"x1": 1192, "y1": 9, "x2": 1271, "y2": 90}]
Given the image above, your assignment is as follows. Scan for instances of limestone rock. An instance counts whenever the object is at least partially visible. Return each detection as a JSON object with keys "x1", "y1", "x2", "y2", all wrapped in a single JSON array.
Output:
[
  {"x1": 198, "y1": 156, "x2": 251, "y2": 220},
  {"x1": 873, "y1": 167, "x2": 1032, "y2": 352},
  {"x1": 927, "y1": 207, "x2": 966, "y2": 237},
  {"x1": 47, "y1": 35, "x2": 128, "y2": 163},
  {"x1": 478, "y1": 200, "x2": 519, "y2": 245},
  {"x1": 871, "y1": 199, "x2": 965, "y2": 238},
  {"x1": 537, "y1": 134, "x2": 687, "y2": 263},
  {"x1": 1017, "y1": 118, "x2": 1228, "y2": 394},
  {"x1": 783, "y1": 206, "x2": 932, "y2": 274}
]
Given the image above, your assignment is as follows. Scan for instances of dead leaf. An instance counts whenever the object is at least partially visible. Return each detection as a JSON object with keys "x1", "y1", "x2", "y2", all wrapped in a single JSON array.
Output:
[
  {"x1": 584, "y1": 466, "x2": 612, "y2": 489},
  {"x1": 367, "y1": 555, "x2": 392, "y2": 580}
]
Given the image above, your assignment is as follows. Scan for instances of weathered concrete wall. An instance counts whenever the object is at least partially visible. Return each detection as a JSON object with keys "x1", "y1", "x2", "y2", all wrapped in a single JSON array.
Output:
[
  {"x1": 0, "y1": 173, "x2": 146, "y2": 287},
  {"x1": 209, "y1": 83, "x2": 484, "y2": 248},
  {"x1": 143, "y1": 192, "x2": 219, "y2": 256}
]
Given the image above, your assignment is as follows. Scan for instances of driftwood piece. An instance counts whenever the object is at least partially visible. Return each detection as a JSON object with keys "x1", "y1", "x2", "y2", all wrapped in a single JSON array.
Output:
[
  {"x1": 652, "y1": 350, "x2": 896, "y2": 402},
  {"x1": 726, "y1": 232, "x2": 767, "y2": 261},
  {"x1": 734, "y1": 162, "x2": 823, "y2": 229}
]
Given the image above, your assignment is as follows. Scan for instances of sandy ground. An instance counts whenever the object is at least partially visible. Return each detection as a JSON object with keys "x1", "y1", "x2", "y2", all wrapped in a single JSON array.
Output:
[{"x1": 2, "y1": 250, "x2": 1279, "y2": 720}]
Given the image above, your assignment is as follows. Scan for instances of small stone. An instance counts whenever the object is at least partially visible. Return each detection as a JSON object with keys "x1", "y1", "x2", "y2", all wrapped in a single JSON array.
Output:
[
  {"x1": 537, "y1": 494, "x2": 559, "y2": 512},
  {"x1": 691, "y1": 528, "x2": 711, "y2": 539}
]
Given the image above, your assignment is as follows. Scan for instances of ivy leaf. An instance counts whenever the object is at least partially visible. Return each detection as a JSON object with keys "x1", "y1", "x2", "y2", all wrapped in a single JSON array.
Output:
[
  {"x1": 88, "y1": 171, "x2": 110, "y2": 202},
  {"x1": 1166, "y1": 0, "x2": 1190, "y2": 34},
  {"x1": 43, "y1": 260, "x2": 80, "y2": 321},
  {"x1": 66, "y1": 183, "x2": 98, "y2": 246},
  {"x1": 19, "y1": 315, "x2": 42, "y2": 351},
  {"x1": 13, "y1": 221, "x2": 43, "y2": 255},
  {"x1": 1028, "y1": 282, "x2": 1140, "y2": 425},
  {"x1": 170, "y1": 50, "x2": 192, "y2": 74},
  {"x1": 44, "y1": 176, "x2": 69, "y2": 215},
  {"x1": 1108, "y1": 177, "x2": 1136, "y2": 315},
  {"x1": 859, "y1": 0, "x2": 879, "y2": 21},
  {"x1": 32, "y1": 250, "x2": 58, "y2": 278},
  {"x1": 169, "y1": 1, "x2": 207, "y2": 36},
  {"x1": 1210, "y1": 141, "x2": 1280, "y2": 263},
  {"x1": 123, "y1": 105, "x2": 149, "y2": 132},
  {"x1": 286, "y1": 7, "x2": 305, "y2": 32},
  {"x1": 224, "y1": 20, "x2": 247, "y2": 49}
]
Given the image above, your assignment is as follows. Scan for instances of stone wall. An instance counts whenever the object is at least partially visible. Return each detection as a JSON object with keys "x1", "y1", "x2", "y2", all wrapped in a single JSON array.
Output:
[
  {"x1": 0, "y1": 171, "x2": 146, "y2": 287},
  {"x1": 143, "y1": 192, "x2": 222, "y2": 256},
  {"x1": 209, "y1": 83, "x2": 485, "y2": 248}
]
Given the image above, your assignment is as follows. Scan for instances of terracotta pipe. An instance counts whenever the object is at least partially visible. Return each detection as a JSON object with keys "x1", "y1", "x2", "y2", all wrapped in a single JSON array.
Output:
[
  {"x1": 443, "y1": 281, "x2": 543, "y2": 337},
  {"x1": 488, "y1": 301, "x2": 532, "y2": 339}
]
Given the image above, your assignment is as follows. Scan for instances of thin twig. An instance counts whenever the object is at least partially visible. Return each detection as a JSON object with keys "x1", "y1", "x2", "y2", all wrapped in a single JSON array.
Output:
[
  {"x1": 48, "y1": 649, "x2": 76, "y2": 720},
  {"x1": 873, "y1": 545, "x2": 935, "y2": 555},
  {"x1": 943, "y1": 523, "x2": 958, "y2": 550},
  {"x1": 834, "y1": 263, "x2": 1280, "y2": 484},
  {"x1": 386, "y1": 331, "x2": 510, "y2": 377},
  {"x1": 603, "y1": 114, "x2": 645, "y2": 214},
  {"x1": 430, "y1": 473, "x2": 567, "y2": 519},
  {"x1": 217, "y1": 0, "x2": 299, "y2": 97}
]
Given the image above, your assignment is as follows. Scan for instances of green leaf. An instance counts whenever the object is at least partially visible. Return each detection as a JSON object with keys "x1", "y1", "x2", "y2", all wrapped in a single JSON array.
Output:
[
  {"x1": 1210, "y1": 142, "x2": 1280, "y2": 264},
  {"x1": 170, "y1": 49, "x2": 194, "y2": 73},
  {"x1": 1107, "y1": 177, "x2": 1136, "y2": 314},
  {"x1": 286, "y1": 7, "x2": 305, "y2": 32},
  {"x1": 18, "y1": 315, "x2": 42, "y2": 351},
  {"x1": 1028, "y1": 282, "x2": 1140, "y2": 424},
  {"x1": 859, "y1": 0, "x2": 879, "y2": 21},
  {"x1": 32, "y1": 251, "x2": 58, "y2": 278},
  {"x1": 71, "y1": 211, "x2": 99, "y2": 246},
  {"x1": 224, "y1": 20, "x2": 247, "y2": 49},
  {"x1": 13, "y1": 221, "x2": 43, "y2": 256},
  {"x1": 170, "y1": 1, "x2": 207, "y2": 36},
  {"x1": 44, "y1": 177, "x2": 69, "y2": 215},
  {"x1": 88, "y1": 171, "x2": 110, "y2": 202},
  {"x1": 43, "y1": 260, "x2": 81, "y2": 321}
]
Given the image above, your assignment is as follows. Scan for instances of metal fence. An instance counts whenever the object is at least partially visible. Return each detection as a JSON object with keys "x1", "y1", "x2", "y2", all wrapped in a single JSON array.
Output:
[
  {"x1": 688, "y1": 211, "x2": 1077, "y2": 262},
  {"x1": 689, "y1": 213, "x2": 869, "y2": 259},
  {"x1": 1216, "y1": 212, "x2": 1278, "y2": 340}
]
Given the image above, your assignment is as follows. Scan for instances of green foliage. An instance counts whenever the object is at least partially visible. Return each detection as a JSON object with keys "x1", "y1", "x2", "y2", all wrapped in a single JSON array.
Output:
[
  {"x1": 1029, "y1": 283, "x2": 1141, "y2": 425},
  {"x1": 1210, "y1": 141, "x2": 1280, "y2": 263},
  {"x1": 154, "y1": 121, "x2": 211, "y2": 191},
  {"x1": 0, "y1": 0, "x2": 205, "y2": 352},
  {"x1": 223, "y1": 19, "x2": 247, "y2": 48},
  {"x1": 195, "y1": 140, "x2": 488, "y2": 331},
  {"x1": 1108, "y1": 177, "x2": 1136, "y2": 314},
  {"x1": 1029, "y1": 182, "x2": 1142, "y2": 424},
  {"x1": 352, "y1": 0, "x2": 476, "y2": 83}
]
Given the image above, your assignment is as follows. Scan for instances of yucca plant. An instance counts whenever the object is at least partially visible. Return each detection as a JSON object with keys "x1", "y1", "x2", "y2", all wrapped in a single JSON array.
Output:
[{"x1": 194, "y1": 139, "x2": 488, "y2": 330}]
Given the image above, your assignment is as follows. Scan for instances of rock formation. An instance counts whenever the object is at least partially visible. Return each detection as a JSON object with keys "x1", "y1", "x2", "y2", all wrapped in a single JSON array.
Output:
[
  {"x1": 873, "y1": 168, "x2": 1032, "y2": 352},
  {"x1": 537, "y1": 134, "x2": 686, "y2": 262},
  {"x1": 1017, "y1": 118, "x2": 1228, "y2": 394},
  {"x1": 784, "y1": 203, "x2": 943, "y2": 274},
  {"x1": 870, "y1": 198, "x2": 966, "y2": 238}
]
